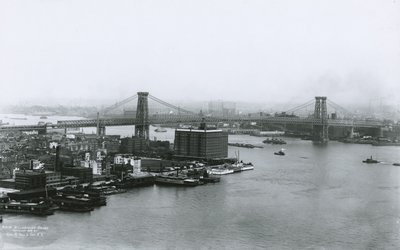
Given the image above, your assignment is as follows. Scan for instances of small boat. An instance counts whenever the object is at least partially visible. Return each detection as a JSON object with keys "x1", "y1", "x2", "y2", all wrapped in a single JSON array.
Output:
[
  {"x1": 40, "y1": 116, "x2": 48, "y2": 119},
  {"x1": 154, "y1": 127, "x2": 167, "y2": 132},
  {"x1": 241, "y1": 162, "x2": 254, "y2": 171},
  {"x1": 362, "y1": 156, "x2": 379, "y2": 164},
  {"x1": 274, "y1": 149, "x2": 285, "y2": 156},
  {"x1": 393, "y1": 163, "x2": 400, "y2": 166}
]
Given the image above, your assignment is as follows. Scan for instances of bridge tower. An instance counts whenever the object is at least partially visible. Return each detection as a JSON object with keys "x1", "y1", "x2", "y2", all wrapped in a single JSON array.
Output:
[
  {"x1": 312, "y1": 96, "x2": 329, "y2": 143},
  {"x1": 135, "y1": 92, "x2": 149, "y2": 140},
  {"x1": 96, "y1": 112, "x2": 106, "y2": 136}
]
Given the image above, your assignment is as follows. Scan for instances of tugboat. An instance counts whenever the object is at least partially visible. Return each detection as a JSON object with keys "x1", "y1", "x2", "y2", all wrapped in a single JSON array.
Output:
[
  {"x1": 274, "y1": 149, "x2": 285, "y2": 156},
  {"x1": 362, "y1": 156, "x2": 379, "y2": 163}
]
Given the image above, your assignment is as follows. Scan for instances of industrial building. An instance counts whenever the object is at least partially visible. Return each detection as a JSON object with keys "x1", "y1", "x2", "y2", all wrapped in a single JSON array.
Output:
[
  {"x1": 61, "y1": 167, "x2": 93, "y2": 184},
  {"x1": 15, "y1": 171, "x2": 47, "y2": 190},
  {"x1": 174, "y1": 129, "x2": 228, "y2": 159}
]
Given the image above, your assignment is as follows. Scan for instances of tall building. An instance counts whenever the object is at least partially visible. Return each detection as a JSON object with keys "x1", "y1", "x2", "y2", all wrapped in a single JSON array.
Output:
[{"x1": 174, "y1": 129, "x2": 228, "y2": 159}]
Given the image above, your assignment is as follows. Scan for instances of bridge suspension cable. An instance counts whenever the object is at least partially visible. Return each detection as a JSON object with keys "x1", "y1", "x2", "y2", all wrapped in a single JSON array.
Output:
[
  {"x1": 284, "y1": 99, "x2": 315, "y2": 114},
  {"x1": 148, "y1": 95, "x2": 195, "y2": 114},
  {"x1": 326, "y1": 100, "x2": 354, "y2": 117},
  {"x1": 102, "y1": 94, "x2": 138, "y2": 114}
]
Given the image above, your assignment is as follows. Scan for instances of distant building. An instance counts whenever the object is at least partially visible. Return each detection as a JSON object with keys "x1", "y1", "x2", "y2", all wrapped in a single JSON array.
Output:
[
  {"x1": 208, "y1": 101, "x2": 236, "y2": 117},
  {"x1": 120, "y1": 137, "x2": 147, "y2": 153},
  {"x1": 174, "y1": 129, "x2": 228, "y2": 159}
]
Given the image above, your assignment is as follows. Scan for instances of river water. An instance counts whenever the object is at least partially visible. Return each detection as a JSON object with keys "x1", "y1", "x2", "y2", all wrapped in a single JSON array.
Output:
[{"x1": 0, "y1": 115, "x2": 399, "y2": 249}]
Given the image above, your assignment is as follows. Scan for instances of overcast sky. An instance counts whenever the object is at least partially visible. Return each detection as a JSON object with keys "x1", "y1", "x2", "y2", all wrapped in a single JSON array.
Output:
[{"x1": 0, "y1": 0, "x2": 399, "y2": 108}]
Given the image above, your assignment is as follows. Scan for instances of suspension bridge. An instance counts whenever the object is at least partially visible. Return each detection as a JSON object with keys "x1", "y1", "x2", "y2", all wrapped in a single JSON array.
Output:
[{"x1": 0, "y1": 92, "x2": 394, "y2": 143}]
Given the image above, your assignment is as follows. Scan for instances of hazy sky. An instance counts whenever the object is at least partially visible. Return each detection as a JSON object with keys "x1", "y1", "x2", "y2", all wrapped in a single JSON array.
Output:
[{"x1": 1, "y1": 0, "x2": 399, "y2": 107}]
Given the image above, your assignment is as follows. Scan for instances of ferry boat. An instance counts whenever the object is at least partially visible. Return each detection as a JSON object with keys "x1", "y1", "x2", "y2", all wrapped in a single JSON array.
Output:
[
  {"x1": 87, "y1": 185, "x2": 127, "y2": 196},
  {"x1": 155, "y1": 175, "x2": 200, "y2": 186},
  {"x1": 58, "y1": 187, "x2": 107, "y2": 207},
  {"x1": 115, "y1": 173, "x2": 155, "y2": 189},
  {"x1": 0, "y1": 196, "x2": 54, "y2": 216},
  {"x1": 51, "y1": 194, "x2": 94, "y2": 212}
]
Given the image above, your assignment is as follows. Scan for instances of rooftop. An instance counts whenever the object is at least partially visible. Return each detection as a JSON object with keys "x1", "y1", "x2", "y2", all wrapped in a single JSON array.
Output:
[{"x1": 176, "y1": 129, "x2": 223, "y2": 133}]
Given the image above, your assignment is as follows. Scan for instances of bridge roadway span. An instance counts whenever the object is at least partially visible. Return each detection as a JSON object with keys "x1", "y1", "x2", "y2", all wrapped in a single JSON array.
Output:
[{"x1": 0, "y1": 115, "x2": 388, "y2": 132}]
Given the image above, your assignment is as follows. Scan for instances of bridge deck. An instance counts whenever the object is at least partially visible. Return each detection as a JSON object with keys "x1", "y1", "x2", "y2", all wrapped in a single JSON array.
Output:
[{"x1": 0, "y1": 115, "x2": 389, "y2": 132}]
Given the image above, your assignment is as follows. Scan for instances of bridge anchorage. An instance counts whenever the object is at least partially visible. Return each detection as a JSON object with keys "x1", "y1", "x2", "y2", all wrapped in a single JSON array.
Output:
[{"x1": 312, "y1": 96, "x2": 329, "y2": 143}]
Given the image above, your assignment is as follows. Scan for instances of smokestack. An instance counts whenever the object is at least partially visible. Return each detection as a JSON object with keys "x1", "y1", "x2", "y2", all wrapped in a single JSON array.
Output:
[
  {"x1": 55, "y1": 145, "x2": 60, "y2": 172},
  {"x1": 30, "y1": 160, "x2": 33, "y2": 170}
]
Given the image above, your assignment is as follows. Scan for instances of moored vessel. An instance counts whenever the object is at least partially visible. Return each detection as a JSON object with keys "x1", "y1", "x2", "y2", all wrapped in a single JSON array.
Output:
[
  {"x1": 241, "y1": 162, "x2": 254, "y2": 171},
  {"x1": 51, "y1": 194, "x2": 94, "y2": 212},
  {"x1": 0, "y1": 196, "x2": 54, "y2": 216},
  {"x1": 115, "y1": 173, "x2": 155, "y2": 189},
  {"x1": 208, "y1": 165, "x2": 235, "y2": 175},
  {"x1": 155, "y1": 175, "x2": 199, "y2": 186}
]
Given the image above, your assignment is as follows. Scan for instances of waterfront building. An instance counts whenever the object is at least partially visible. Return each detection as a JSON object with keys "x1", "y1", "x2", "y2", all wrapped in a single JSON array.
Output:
[
  {"x1": 44, "y1": 171, "x2": 79, "y2": 188},
  {"x1": 61, "y1": 167, "x2": 93, "y2": 184},
  {"x1": 174, "y1": 129, "x2": 228, "y2": 159},
  {"x1": 15, "y1": 171, "x2": 47, "y2": 190}
]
